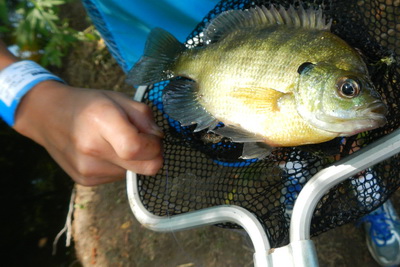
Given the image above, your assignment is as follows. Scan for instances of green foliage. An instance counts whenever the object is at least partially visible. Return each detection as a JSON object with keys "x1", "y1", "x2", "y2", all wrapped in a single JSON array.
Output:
[
  {"x1": 2, "y1": 0, "x2": 99, "y2": 67},
  {"x1": 0, "y1": 1, "x2": 9, "y2": 27}
]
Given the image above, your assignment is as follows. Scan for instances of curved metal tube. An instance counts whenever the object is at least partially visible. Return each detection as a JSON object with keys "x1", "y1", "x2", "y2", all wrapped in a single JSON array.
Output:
[
  {"x1": 126, "y1": 171, "x2": 271, "y2": 266},
  {"x1": 290, "y1": 128, "x2": 400, "y2": 242}
]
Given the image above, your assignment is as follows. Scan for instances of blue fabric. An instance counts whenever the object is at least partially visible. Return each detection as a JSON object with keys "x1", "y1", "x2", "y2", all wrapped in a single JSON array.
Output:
[{"x1": 82, "y1": 0, "x2": 219, "y2": 72}]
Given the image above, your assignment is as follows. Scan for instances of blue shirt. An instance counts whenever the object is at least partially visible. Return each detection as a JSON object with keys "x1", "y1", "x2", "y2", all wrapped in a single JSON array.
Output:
[{"x1": 82, "y1": 0, "x2": 219, "y2": 72}]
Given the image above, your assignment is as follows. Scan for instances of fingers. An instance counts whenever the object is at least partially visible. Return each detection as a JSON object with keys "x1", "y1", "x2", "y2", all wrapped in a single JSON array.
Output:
[
  {"x1": 51, "y1": 139, "x2": 163, "y2": 186},
  {"x1": 78, "y1": 93, "x2": 164, "y2": 182},
  {"x1": 127, "y1": 103, "x2": 164, "y2": 138},
  {"x1": 68, "y1": 154, "x2": 163, "y2": 186},
  {"x1": 115, "y1": 154, "x2": 164, "y2": 177},
  {"x1": 48, "y1": 146, "x2": 127, "y2": 186},
  {"x1": 105, "y1": 91, "x2": 164, "y2": 137},
  {"x1": 98, "y1": 104, "x2": 163, "y2": 162}
]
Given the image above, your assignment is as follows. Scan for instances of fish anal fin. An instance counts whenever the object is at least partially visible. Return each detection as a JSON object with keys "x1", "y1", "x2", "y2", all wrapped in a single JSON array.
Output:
[
  {"x1": 241, "y1": 142, "x2": 273, "y2": 159},
  {"x1": 212, "y1": 125, "x2": 272, "y2": 159}
]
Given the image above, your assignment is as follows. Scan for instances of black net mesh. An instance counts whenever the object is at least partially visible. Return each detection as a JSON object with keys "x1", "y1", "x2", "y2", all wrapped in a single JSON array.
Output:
[{"x1": 136, "y1": 0, "x2": 400, "y2": 247}]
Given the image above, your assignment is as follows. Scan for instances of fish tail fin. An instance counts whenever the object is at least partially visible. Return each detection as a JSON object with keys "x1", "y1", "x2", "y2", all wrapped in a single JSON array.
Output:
[{"x1": 127, "y1": 28, "x2": 186, "y2": 86}]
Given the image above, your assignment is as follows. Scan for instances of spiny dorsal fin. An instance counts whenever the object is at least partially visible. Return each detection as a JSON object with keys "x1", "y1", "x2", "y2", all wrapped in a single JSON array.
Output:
[{"x1": 203, "y1": 5, "x2": 332, "y2": 44}]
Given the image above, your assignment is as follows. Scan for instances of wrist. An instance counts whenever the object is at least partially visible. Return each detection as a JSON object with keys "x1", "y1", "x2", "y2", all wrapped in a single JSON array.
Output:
[
  {"x1": 0, "y1": 60, "x2": 65, "y2": 126},
  {"x1": 0, "y1": 57, "x2": 18, "y2": 71},
  {"x1": 13, "y1": 80, "x2": 71, "y2": 142}
]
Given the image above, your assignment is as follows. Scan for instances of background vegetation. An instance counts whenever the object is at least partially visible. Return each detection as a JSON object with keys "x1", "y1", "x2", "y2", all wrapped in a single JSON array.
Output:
[{"x1": 0, "y1": 0, "x2": 98, "y2": 66}]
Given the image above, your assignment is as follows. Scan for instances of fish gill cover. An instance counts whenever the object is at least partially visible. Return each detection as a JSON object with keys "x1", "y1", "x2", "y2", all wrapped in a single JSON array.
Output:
[{"x1": 136, "y1": 0, "x2": 400, "y2": 247}]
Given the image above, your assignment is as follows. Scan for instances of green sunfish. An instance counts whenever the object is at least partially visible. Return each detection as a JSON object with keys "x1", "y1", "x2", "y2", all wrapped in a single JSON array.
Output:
[{"x1": 128, "y1": 5, "x2": 387, "y2": 159}]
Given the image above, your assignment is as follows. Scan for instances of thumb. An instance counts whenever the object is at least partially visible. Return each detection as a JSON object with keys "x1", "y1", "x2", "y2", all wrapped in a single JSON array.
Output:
[{"x1": 108, "y1": 92, "x2": 164, "y2": 137}]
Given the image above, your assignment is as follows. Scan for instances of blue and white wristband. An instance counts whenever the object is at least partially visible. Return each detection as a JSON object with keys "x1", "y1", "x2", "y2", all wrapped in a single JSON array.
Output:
[{"x1": 0, "y1": 60, "x2": 64, "y2": 126}]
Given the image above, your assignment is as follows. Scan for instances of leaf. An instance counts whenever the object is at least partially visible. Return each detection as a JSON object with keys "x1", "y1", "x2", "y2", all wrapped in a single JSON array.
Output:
[
  {"x1": 42, "y1": 12, "x2": 58, "y2": 22},
  {"x1": 38, "y1": 0, "x2": 68, "y2": 7},
  {"x1": 120, "y1": 221, "x2": 131, "y2": 229},
  {"x1": 26, "y1": 9, "x2": 40, "y2": 28},
  {"x1": 83, "y1": 33, "x2": 99, "y2": 41}
]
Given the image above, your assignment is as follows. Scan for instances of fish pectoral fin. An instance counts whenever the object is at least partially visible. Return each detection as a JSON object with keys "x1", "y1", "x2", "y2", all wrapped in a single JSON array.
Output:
[
  {"x1": 232, "y1": 87, "x2": 286, "y2": 112},
  {"x1": 163, "y1": 79, "x2": 219, "y2": 132},
  {"x1": 241, "y1": 142, "x2": 273, "y2": 159}
]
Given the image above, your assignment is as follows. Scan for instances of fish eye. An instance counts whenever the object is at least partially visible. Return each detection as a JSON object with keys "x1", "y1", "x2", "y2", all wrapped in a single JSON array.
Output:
[{"x1": 336, "y1": 77, "x2": 361, "y2": 98}]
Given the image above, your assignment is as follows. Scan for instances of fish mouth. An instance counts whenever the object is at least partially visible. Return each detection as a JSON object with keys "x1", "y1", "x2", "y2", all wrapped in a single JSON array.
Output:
[
  {"x1": 339, "y1": 101, "x2": 388, "y2": 135},
  {"x1": 307, "y1": 101, "x2": 388, "y2": 135},
  {"x1": 360, "y1": 101, "x2": 388, "y2": 117}
]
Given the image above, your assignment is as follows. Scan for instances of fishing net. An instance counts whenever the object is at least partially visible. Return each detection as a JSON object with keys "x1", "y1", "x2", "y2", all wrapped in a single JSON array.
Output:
[{"x1": 135, "y1": 0, "x2": 400, "y2": 247}]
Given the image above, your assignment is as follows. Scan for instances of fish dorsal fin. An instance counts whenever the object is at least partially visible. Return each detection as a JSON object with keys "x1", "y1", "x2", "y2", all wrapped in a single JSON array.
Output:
[{"x1": 203, "y1": 5, "x2": 332, "y2": 44}]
